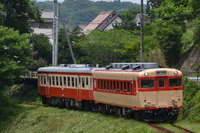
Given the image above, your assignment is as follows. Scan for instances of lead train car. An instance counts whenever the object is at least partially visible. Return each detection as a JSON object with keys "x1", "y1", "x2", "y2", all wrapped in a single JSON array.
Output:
[{"x1": 37, "y1": 63, "x2": 183, "y2": 122}]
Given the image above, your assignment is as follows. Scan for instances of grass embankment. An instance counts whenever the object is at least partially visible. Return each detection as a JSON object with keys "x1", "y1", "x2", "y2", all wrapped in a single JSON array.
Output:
[{"x1": 1, "y1": 104, "x2": 156, "y2": 133}]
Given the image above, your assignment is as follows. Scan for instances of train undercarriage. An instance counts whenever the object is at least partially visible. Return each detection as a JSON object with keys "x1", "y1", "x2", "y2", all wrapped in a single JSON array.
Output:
[{"x1": 41, "y1": 96, "x2": 180, "y2": 122}]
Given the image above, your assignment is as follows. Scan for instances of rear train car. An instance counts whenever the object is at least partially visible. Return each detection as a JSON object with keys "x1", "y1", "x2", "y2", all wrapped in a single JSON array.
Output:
[{"x1": 37, "y1": 63, "x2": 183, "y2": 122}]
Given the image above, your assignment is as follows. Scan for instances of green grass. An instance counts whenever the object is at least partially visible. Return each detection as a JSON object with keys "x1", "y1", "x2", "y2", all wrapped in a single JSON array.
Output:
[{"x1": 1, "y1": 104, "x2": 157, "y2": 133}]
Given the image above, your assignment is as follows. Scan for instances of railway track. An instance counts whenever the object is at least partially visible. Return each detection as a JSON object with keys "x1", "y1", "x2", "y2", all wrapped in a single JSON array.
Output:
[{"x1": 149, "y1": 123, "x2": 196, "y2": 133}]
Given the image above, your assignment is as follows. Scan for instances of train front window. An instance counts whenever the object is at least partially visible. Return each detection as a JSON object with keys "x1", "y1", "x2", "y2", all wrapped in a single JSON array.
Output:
[
  {"x1": 141, "y1": 79, "x2": 154, "y2": 88},
  {"x1": 159, "y1": 79, "x2": 164, "y2": 87},
  {"x1": 169, "y1": 78, "x2": 181, "y2": 87}
]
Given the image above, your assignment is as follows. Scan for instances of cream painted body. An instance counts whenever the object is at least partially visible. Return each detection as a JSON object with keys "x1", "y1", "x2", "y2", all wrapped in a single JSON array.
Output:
[
  {"x1": 93, "y1": 68, "x2": 183, "y2": 110},
  {"x1": 139, "y1": 90, "x2": 183, "y2": 108}
]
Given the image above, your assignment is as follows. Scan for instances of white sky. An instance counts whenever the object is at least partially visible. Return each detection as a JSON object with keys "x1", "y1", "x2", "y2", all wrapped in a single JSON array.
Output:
[{"x1": 36, "y1": 0, "x2": 147, "y2": 4}]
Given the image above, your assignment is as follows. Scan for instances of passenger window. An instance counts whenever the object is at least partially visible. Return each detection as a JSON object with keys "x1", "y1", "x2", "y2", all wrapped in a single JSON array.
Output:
[
  {"x1": 52, "y1": 76, "x2": 55, "y2": 86},
  {"x1": 98, "y1": 80, "x2": 101, "y2": 90},
  {"x1": 60, "y1": 77, "x2": 62, "y2": 86},
  {"x1": 141, "y1": 79, "x2": 154, "y2": 88},
  {"x1": 56, "y1": 76, "x2": 59, "y2": 86},
  {"x1": 104, "y1": 80, "x2": 107, "y2": 90},
  {"x1": 86, "y1": 77, "x2": 88, "y2": 86},
  {"x1": 128, "y1": 82, "x2": 132, "y2": 93},
  {"x1": 64, "y1": 77, "x2": 66, "y2": 86},
  {"x1": 82, "y1": 77, "x2": 85, "y2": 88},
  {"x1": 43, "y1": 76, "x2": 46, "y2": 85},
  {"x1": 75, "y1": 78, "x2": 77, "y2": 87},
  {"x1": 159, "y1": 79, "x2": 164, "y2": 87},
  {"x1": 72, "y1": 77, "x2": 74, "y2": 87},
  {"x1": 68, "y1": 77, "x2": 70, "y2": 87},
  {"x1": 49, "y1": 76, "x2": 51, "y2": 86},
  {"x1": 109, "y1": 81, "x2": 112, "y2": 91},
  {"x1": 124, "y1": 82, "x2": 127, "y2": 92},
  {"x1": 119, "y1": 81, "x2": 123, "y2": 92}
]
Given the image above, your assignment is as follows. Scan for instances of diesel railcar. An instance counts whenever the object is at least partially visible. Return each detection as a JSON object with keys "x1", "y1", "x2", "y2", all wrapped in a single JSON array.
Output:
[{"x1": 37, "y1": 63, "x2": 183, "y2": 122}]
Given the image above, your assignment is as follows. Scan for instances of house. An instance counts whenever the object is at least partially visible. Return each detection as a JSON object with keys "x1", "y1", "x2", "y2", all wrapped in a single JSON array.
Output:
[
  {"x1": 83, "y1": 10, "x2": 123, "y2": 34},
  {"x1": 29, "y1": 10, "x2": 53, "y2": 40},
  {"x1": 134, "y1": 14, "x2": 151, "y2": 26}
]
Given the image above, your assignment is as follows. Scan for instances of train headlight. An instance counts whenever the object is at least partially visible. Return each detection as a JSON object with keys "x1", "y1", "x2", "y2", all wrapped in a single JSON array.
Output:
[
  {"x1": 174, "y1": 70, "x2": 178, "y2": 75},
  {"x1": 144, "y1": 72, "x2": 148, "y2": 76}
]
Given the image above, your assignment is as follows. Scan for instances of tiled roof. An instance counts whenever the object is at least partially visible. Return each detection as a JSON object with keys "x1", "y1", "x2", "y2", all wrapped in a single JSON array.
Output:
[{"x1": 83, "y1": 10, "x2": 116, "y2": 34}]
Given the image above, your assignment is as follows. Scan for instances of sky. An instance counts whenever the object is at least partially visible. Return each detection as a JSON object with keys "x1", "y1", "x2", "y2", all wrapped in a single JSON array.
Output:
[{"x1": 36, "y1": 0, "x2": 147, "y2": 4}]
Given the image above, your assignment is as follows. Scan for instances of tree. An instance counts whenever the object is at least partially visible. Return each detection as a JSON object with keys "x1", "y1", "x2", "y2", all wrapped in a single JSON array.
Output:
[
  {"x1": 0, "y1": 27, "x2": 33, "y2": 89},
  {"x1": 0, "y1": 0, "x2": 43, "y2": 34},
  {"x1": 30, "y1": 34, "x2": 52, "y2": 67},
  {"x1": 77, "y1": 29, "x2": 139, "y2": 65},
  {"x1": 114, "y1": 7, "x2": 140, "y2": 31},
  {"x1": 58, "y1": 29, "x2": 85, "y2": 64}
]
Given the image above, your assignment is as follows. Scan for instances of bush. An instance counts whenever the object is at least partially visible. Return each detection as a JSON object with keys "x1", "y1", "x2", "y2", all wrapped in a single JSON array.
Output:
[
  {"x1": 179, "y1": 78, "x2": 200, "y2": 122},
  {"x1": 12, "y1": 84, "x2": 41, "y2": 103}
]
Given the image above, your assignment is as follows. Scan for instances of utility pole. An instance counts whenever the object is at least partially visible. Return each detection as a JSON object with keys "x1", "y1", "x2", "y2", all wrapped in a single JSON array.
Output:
[
  {"x1": 52, "y1": 0, "x2": 59, "y2": 66},
  {"x1": 140, "y1": 0, "x2": 144, "y2": 61}
]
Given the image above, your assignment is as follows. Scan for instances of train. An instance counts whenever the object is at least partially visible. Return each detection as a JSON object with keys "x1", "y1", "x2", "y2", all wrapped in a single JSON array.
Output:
[{"x1": 37, "y1": 62, "x2": 183, "y2": 122}]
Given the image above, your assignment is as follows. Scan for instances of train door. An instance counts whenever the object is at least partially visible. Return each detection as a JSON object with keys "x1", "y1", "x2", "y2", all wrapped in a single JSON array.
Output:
[{"x1": 155, "y1": 77, "x2": 168, "y2": 107}]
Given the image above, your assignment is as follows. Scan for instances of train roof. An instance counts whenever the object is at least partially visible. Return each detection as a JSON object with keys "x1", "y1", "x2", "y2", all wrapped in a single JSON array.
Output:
[
  {"x1": 37, "y1": 65, "x2": 104, "y2": 74},
  {"x1": 38, "y1": 63, "x2": 164, "y2": 73}
]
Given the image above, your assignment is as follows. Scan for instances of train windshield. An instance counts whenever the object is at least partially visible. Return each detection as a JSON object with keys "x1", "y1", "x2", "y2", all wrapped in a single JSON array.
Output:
[
  {"x1": 169, "y1": 78, "x2": 182, "y2": 87},
  {"x1": 141, "y1": 79, "x2": 154, "y2": 88}
]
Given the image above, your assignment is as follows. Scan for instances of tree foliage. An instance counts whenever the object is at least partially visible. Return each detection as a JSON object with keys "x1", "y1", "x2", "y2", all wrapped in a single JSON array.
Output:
[
  {"x1": 30, "y1": 34, "x2": 52, "y2": 67},
  {"x1": 58, "y1": 29, "x2": 85, "y2": 64},
  {"x1": 0, "y1": 0, "x2": 43, "y2": 34},
  {"x1": 0, "y1": 27, "x2": 32, "y2": 89},
  {"x1": 77, "y1": 29, "x2": 138, "y2": 65}
]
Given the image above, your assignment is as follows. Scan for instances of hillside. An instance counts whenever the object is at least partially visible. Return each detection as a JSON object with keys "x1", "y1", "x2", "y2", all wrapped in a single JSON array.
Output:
[{"x1": 35, "y1": 0, "x2": 140, "y2": 30}]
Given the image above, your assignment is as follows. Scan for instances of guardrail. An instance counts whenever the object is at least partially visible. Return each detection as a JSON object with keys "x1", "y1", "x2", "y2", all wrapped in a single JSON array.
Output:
[{"x1": 22, "y1": 71, "x2": 38, "y2": 78}]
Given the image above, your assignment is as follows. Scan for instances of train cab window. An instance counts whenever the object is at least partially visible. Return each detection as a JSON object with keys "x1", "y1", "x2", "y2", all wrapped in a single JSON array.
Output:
[
  {"x1": 159, "y1": 79, "x2": 164, "y2": 87},
  {"x1": 141, "y1": 79, "x2": 154, "y2": 88},
  {"x1": 169, "y1": 78, "x2": 181, "y2": 87}
]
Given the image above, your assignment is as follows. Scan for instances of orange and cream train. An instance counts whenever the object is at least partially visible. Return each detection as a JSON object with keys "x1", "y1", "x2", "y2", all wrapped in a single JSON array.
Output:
[{"x1": 37, "y1": 63, "x2": 183, "y2": 122}]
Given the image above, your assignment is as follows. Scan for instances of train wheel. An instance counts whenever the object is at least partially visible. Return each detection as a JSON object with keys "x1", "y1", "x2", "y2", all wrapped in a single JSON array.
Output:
[
  {"x1": 41, "y1": 96, "x2": 47, "y2": 104},
  {"x1": 100, "y1": 104, "x2": 108, "y2": 114},
  {"x1": 82, "y1": 101, "x2": 91, "y2": 111},
  {"x1": 65, "y1": 100, "x2": 70, "y2": 109},
  {"x1": 134, "y1": 111, "x2": 141, "y2": 121}
]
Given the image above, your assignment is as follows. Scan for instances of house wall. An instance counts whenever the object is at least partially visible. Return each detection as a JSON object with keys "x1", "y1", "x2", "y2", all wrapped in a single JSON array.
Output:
[{"x1": 104, "y1": 17, "x2": 122, "y2": 31}]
